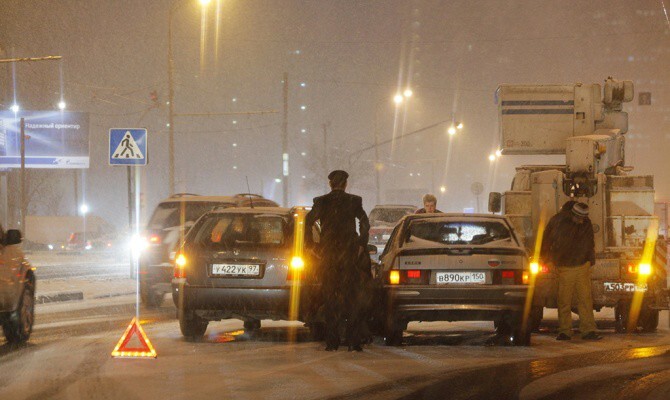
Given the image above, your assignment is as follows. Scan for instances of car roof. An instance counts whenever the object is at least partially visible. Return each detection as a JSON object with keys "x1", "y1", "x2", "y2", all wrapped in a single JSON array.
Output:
[
  {"x1": 372, "y1": 204, "x2": 417, "y2": 209},
  {"x1": 401, "y1": 213, "x2": 509, "y2": 222},
  {"x1": 159, "y1": 195, "x2": 238, "y2": 204},
  {"x1": 209, "y1": 207, "x2": 291, "y2": 215}
]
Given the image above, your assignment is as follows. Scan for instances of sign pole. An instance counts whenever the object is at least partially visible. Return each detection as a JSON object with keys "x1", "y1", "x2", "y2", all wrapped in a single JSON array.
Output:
[{"x1": 134, "y1": 165, "x2": 141, "y2": 321}]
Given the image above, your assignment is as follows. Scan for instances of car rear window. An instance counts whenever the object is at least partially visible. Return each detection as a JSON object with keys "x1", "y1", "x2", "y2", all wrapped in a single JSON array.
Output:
[
  {"x1": 405, "y1": 219, "x2": 512, "y2": 246},
  {"x1": 370, "y1": 208, "x2": 414, "y2": 225},
  {"x1": 192, "y1": 214, "x2": 289, "y2": 249},
  {"x1": 147, "y1": 201, "x2": 233, "y2": 230}
]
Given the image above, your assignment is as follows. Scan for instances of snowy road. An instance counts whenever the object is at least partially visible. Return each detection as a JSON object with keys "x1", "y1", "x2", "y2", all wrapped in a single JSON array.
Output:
[{"x1": 1, "y1": 254, "x2": 669, "y2": 399}]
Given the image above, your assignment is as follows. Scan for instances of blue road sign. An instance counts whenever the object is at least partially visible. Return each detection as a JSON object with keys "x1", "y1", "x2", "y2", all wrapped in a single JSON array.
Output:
[{"x1": 109, "y1": 128, "x2": 147, "y2": 166}]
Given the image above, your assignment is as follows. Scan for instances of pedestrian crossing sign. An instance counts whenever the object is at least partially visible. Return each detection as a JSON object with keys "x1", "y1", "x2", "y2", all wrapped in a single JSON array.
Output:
[{"x1": 109, "y1": 128, "x2": 147, "y2": 166}]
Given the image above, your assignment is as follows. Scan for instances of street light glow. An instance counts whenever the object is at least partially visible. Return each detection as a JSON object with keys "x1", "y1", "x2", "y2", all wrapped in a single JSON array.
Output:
[
  {"x1": 393, "y1": 94, "x2": 404, "y2": 104},
  {"x1": 80, "y1": 204, "x2": 89, "y2": 215},
  {"x1": 448, "y1": 126, "x2": 457, "y2": 135},
  {"x1": 199, "y1": 0, "x2": 211, "y2": 5},
  {"x1": 457, "y1": 122, "x2": 464, "y2": 129},
  {"x1": 488, "y1": 154, "x2": 496, "y2": 162},
  {"x1": 440, "y1": 186, "x2": 447, "y2": 193},
  {"x1": 10, "y1": 104, "x2": 19, "y2": 113},
  {"x1": 495, "y1": 149, "x2": 502, "y2": 157},
  {"x1": 403, "y1": 89, "x2": 413, "y2": 98},
  {"x1": 58, "y1": 101, "x2": 66, "y2": 110},
  {"x1": 274, "y1": 178, "x2": 282, "y2": 183}
]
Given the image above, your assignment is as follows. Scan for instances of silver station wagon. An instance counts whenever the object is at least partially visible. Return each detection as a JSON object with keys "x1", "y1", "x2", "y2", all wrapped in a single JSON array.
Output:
[
  {"x1": 377, "y1": 213, "x2": 533, "y2": 346},
  {"x1": 172, "y1": 207, "x2": 322, "y2": 340}
]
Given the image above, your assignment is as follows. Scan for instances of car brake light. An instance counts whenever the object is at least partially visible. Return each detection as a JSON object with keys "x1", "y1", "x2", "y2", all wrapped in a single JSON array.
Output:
[
  {"x1": 522, "y1": 271, "x2": 529, "y2": 284},
  {"x1": 627, "y1": 264, "x2": 637, "y2": 274},
  {"x1": 148, "y1": 234, "x2": 162, "y2": 245},
  {"x1": 389, "y1": 270, "x2": 400, "y2": 285},
  {"x1": 501, "y1": 270, "x2": 514, "y2": 279},
  {"x1": 406, "y1": 270, "x2": 421, "y2": 279}
]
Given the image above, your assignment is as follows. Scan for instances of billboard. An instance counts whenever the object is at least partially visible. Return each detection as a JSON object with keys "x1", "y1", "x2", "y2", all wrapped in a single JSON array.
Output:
[{"x1": 0, "y1": 111, "x2": 89, "y2": 169}]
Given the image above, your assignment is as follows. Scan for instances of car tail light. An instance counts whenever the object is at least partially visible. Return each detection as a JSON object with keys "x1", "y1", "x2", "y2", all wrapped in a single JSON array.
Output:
[
  {"x1": 627, "y1": 264, "x2": 638, "y2": 274},
  {"x1": 174, "y1": 254, "x2": 187, "y2": 279},
  {"x1": 638, "y1": 263, "x2": 652, "y2": 275},
  {"x1": 148, "y1": 234, "x2": 162, "y2": 245},
  {"x1": 530, "y1": 262, "x2": 549, "y2": 274},
  {"x1": 522, "y1": 271, "x2": 529, "y2": 284},
  {"x1": 287, "y1": 256, "x2": 305, "y2": 281}
]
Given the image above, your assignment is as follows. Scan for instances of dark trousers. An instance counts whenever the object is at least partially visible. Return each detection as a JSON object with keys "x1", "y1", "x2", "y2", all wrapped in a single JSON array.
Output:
[{"x1": 321, "y1": 243, "x2": 365, "y2": 348}]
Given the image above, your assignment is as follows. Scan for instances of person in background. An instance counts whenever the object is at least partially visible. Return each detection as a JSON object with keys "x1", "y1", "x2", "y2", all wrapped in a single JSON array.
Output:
[{"x1": 415, "y1": 193, "x2": 443, "y2": 214}]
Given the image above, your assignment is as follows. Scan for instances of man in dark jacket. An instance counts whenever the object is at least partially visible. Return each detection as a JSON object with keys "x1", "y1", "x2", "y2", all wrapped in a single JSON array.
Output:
[
  {"x1": 306, "y1": 170, "x2": 370, "y2": 351},
  {"x1": 540, "y1": 202, "x2": 602, "y2": 341}
]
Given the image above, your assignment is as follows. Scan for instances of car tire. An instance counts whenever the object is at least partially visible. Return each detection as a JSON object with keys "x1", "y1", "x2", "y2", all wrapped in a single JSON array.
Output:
[
  {"x1": 140, "y1": 281, "x2": 164, "y2": 308},
  {"x1": 530, "y1": 306, "x2": 543, "y2": 332},
  {"x1": 498, "y1": 313, "x2": 531, "y2": 346},
  {"x1": 243, "y1": 319, "x2": 261, "y2": 332},
  {"x1": 384, "y1": 317, "x2": 405, "y2": 346},
  {"x1": 614, "y1": 301, "x2": 629, "y2": 333},
  {"x1": 179, "y1": 307, "x2": 208, "y2": 340},
  {"x1": 639, "y1": 308, "x2": 659, "y2": 333},
  {"x1": 2, "y1": 280, "x2": 35, "y2": 344}
]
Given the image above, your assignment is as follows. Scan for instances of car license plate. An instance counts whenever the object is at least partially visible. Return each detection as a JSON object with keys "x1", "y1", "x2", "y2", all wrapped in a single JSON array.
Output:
[
  {"x1": 436, "y1": 272, "x2": 487, "y2": 284},
  {"x1": 604, "y1": 282, "x2": 647, "y2": 292},
  {"x1": 212, "y1": 264, "x2": 260, "y2": 277}
]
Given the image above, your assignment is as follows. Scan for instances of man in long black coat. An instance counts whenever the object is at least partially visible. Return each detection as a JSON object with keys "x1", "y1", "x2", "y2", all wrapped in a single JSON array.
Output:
[{"x1": 306, "y1": 170, "x2": 370, "y2": 351}]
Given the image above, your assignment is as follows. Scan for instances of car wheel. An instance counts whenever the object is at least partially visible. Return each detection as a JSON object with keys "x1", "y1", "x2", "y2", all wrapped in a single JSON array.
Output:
[
  {"x1": 384, "y1": 328, "x2": 403, "y2": 346},
  {"x1": 243, "y1": 319, "x2": 261, "y2": 332},
  {"x1": 614, "y1": 301, "x2": 629, "y2": 333},
  {"x1": 639, "y1": 307, "x2": 659, "y2": 333},
  {"x1": 2, "y1": 280, "x2": 35, "y2": 344},
  {"x1": 530, "y1": 306, "x2": 543, "y2": 332},
  {"x1": 498, "y1": 313, "x2": 531, "y2": 346},
  {"x1": 140, "y1": 281, "x2": 163, "y2": 308},
  {"x1": 179, "y1": 307, "x2": 208, "y2": 340}
]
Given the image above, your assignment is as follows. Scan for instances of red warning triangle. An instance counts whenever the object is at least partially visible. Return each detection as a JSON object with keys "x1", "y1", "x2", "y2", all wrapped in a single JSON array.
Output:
[{"x1": 111, "y1": 317, "x2": 157, "y2": 358}]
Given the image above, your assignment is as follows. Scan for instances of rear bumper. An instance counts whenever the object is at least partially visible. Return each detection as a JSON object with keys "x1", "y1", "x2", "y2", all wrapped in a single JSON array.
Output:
[
  {"x1": 533, "y1": 275, "x2": 670, "y2": 310},
  {"x1": 181, "y1": 285, "x2": 292, "y2": 317},
  {"x1": 386, "y1": 285, "x2": 528, "y2": 322}
]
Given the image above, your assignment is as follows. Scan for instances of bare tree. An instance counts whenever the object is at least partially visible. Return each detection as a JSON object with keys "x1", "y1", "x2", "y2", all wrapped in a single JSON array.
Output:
[{"x1": 26, "y1": 170, "x2": 65, "y2": 215}]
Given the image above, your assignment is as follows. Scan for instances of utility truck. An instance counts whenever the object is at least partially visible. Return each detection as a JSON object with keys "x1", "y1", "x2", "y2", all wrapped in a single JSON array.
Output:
[{"x1": 489, "y1": 78, "x2": 669, "y2": 332}]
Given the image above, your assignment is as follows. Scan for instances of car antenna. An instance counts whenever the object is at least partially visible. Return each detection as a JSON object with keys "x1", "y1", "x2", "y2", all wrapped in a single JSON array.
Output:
[{"x1": 245, "y1": 176, "x2": 254, "y2": 208}]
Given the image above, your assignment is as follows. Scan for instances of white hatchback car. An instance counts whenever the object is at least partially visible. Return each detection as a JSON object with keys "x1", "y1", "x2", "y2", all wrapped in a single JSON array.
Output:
[{"x1": 377, "y1": 213, "x2": 533, "y2": 346}]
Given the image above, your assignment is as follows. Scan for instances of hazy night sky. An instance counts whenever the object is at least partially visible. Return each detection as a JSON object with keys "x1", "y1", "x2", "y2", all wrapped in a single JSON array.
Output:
[{"x1": 1, "y1": 0, "x2": 668, "y2": 227}]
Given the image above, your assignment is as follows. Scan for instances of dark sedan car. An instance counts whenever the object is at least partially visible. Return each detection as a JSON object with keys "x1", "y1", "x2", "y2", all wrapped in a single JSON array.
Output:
[
  {"x1": 171, "y1": 206, "x2": 324, "y2": 340},
  {"x1": 377, "y1": 213, "x2": 534, "y2": 346}
]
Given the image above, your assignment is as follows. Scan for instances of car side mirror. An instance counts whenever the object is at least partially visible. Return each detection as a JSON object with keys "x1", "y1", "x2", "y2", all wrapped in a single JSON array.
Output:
[
  {"x1": 5, "y1": 229, "x2": 22, "y2": 245},
  {"x1": 367, "y1": 244, "x2": 378, "y2": 255},
  {"x1": 488, "y1": 192, "x2": 502, "y2": 213}
]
